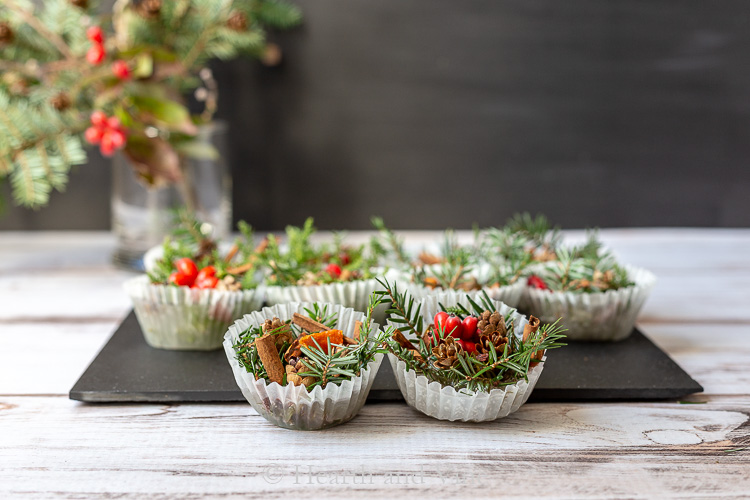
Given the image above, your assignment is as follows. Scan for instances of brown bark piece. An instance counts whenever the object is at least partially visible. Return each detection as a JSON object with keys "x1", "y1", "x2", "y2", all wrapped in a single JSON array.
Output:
[
  {"x1": 353, "y1": 321, "x2": 362, "y2": 341},
  {"x1": 291, "y1": 313, "x2": 329, "y2": 333},
  {"x1": 254, "y1": 334, "x2": 285, "y2": 385},
  {"x1": 392, "y1": 329, "x2": 417, "y2": 351}
]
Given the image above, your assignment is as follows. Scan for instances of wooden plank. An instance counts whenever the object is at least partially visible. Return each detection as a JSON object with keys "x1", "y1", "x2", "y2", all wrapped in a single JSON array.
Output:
[{"x1": 0, "y1": 396, "x2": 748, "y2": 498}]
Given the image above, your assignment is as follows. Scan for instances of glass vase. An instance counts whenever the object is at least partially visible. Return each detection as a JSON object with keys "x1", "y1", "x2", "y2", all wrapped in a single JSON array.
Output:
[{"x1": 111, "y1": 122, "x2": 231, "y2": 271}]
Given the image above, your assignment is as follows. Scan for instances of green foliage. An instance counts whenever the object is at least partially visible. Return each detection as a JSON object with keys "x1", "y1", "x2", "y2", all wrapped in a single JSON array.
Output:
[
  {"x1": 0, "y1": 89, "x2": 87, "y2": 207},
  {"x1": 376, "y1": 279, "x2": 567, "y2": 393},
  {"x1": 258, "y1": 217, "x2": 380, "y2": 286},
  {"x1": 0, "y1": 0, "x2": 302, "y2": 208},
  {"x1": 233, "y1": 297, "x2": 388, "y2": 389}
]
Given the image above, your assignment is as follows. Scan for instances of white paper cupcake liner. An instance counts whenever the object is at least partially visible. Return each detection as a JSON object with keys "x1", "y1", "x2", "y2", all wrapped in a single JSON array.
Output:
[
  {"x1": 124, "y1": 275, "x2": 265, "y2": 351},
  {"x1": 523, "y1": 265, "x2": 656, "y2": 341},
  {"x1": 265, "y1": 278, "x2": 388, "y2": 324},
  {"x1": 223, "y1": 302, "x2": 384, "y2": 430},
  {"x1": 387, "y1": 291, "x2": 545, "y2": 422},
  {"x1": 389, "y1": 265, "x2": 526, "y2": 308}
]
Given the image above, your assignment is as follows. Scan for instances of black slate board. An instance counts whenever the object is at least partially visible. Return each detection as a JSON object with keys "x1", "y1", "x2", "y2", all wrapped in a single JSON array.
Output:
[{"x1": 70, "y1": 311, "x2": 702, "y2": 403}]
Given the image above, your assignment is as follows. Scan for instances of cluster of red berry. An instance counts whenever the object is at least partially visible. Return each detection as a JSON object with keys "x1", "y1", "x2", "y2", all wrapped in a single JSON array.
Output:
[
  {"x1": 85, "y1": 26, "x2": 131, "y2": 80},
  {"x1": 85, "y1": 26, "x2": 106, "y2": 65},
  {"x1": 84, "y1": 111, "x2": 126, "y2": 157},
  {"x1": 430, "y1": 311, "x2": 481, "y2": 353},
  {"x1": 527, "y1": 275, "x2": 548, "y2": 290},
  {"x1": 323, "y1": 252, "x2": 351, "y2": 279},
  {"x1": 168, "y1": 258, "x2": 219, "y2": 289}
]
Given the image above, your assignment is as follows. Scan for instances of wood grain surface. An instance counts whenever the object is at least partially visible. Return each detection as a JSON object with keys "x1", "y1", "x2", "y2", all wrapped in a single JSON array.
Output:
[{"x1": 1, "y1": 229, "x2": 749, "y2": 499}]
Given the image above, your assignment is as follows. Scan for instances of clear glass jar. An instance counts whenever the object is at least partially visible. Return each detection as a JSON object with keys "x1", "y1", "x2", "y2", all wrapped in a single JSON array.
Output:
[{"x1": 111, "y1": 122, "x2": 231, "y2": 271}]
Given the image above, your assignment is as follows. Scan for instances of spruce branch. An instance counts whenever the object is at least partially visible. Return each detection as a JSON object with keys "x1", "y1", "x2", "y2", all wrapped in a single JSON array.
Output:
[{"x1": 4, "y1": 0, "x2": 74, "y2": 59}]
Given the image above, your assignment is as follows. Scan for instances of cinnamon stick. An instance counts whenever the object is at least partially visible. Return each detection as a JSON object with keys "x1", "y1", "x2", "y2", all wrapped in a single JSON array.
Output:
[
  {"x1": 254, "y1": 334, "x2": 285, "y2": 385},
  {"x1": 292, "y1": 313, "x2": 328, "y2": 333},
  {"x1": 392, "y1": 330, "x2": 417, "y2": 351},
  {"x1": 353, "y1": 320, "x2": 362, "y2": 341},
  {"x1": 224, "y1": 244, "x2": 239, "y2": 263},
  {"x1": 522, "y1": 315, "x2": 544, "y2": 366}
]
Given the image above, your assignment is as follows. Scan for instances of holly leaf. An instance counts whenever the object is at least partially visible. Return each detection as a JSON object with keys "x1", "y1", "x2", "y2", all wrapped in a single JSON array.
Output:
[
  {"x1": 123, "y1": 135, "x2": 182, "y2": 187},
  {"x1": 174, "y1": 140, "x2": 220, "y2": 161},
  {"x1": 130, "y1": 95, "x2": 197, "y2": 135}
]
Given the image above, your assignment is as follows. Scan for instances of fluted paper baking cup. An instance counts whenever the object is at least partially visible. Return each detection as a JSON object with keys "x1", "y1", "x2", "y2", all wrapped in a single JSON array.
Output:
[
  {"x1": 124, "y1": 275, "x2": 265, "y2": 350},
  {"x1": 389, "y1": 265, "x2": 526, "y2": 308},
  {"x1": 265, "y1": 278, "x2": 388, "y2": 324},
  {"x1": 223, "y1": 302, "x2": 384, "y2": 431},
  {"x1": 387, "y1": 291, "x2": 544, "y2": 422},
  {"x1": 523, "y1": 265, "x2": 656, "y2": 341}
]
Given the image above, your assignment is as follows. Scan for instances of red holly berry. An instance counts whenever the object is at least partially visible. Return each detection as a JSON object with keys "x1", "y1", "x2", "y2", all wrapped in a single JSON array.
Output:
[
  {"x1": 112, "y1": 60, "x2": 131, "y2": 80},
  {"x1": 461, "y1": 316, "x2": 478, "y2": 341},
  {"x1": 194, "y1": 275, "x2": 219, "y2": 289},
  {"x1": 99, "y1": 132, "x2": 116, "y2": 156},
  {"x1": 84, "y1": 126, "x2": 104, "y2": 145},
  {"x1": 339, "y1": 252, "x2": 351, "y2": 265},
  {"x1": 90, "y1": 111, "x2": 108, "y2": 128},
  {"x1": 175, "y1": 258, "x2": 198, "y2": 283},
  {"x1": 433, "y1": 311, "x2": 449, "y2": 336},
  {"x1": 108, "y1": 129, "x2": 126, "y2": 149},
  {"x1": 86, "y1": 26, "x2": 104, "y2": 44},
  {"x1": 457, "y1": 339, "x2": 476, "y2": 354},
  {"x1": 325, "y1": 263, "x2": 342, "y2": 278},
  {"x1": 528, "y1": 275, "x2": 548, "y2": 290},
  {"x1": 196, "y1": 266, "x2": 216, "y2": 282},
  {"x1": 169, "y1": 272, "x2": 193, "y2": 287},
  {"x1": 86, "y1": 43, "x2": 105, "y2": 65}
]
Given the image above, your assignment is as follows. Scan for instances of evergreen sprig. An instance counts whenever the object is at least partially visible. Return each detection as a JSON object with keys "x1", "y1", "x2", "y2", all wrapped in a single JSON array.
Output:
[
  {"x1": 233, "y1": 296, "x2": 388, "y2": 389},
  {"x1": 377, "y1": 279, "x2": 566, "y2": 393},
  {"x1": 257, "y1": 217, "x2": 380, "y2": 286}
]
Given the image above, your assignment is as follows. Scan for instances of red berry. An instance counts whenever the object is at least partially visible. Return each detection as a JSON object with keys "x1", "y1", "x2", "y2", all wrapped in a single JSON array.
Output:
[
  {"x1": 528, "y1": 275, "x2": 548, "y2": 290},
  {"x1": 339, "y1": 252, "x2": 351, "y2": 265},
  {"x1": 86, "y1": 26, "x2": 104, "y2": 44},
  {"x1": 90, "y1": 111, "x2": 108, "y2": 127},
  {"x1": 106, "y1": 116, "x2": 121, "y2": 130},
  {"x1": 461, "y1": 316, "x2": 478, "y2": 341},
  {"x1": 434, "y1": 311, "x2": 449, "y2": 337},
  {"x1": 86, "y1": 44, "x2": 106, "y2": 65},
  {"x1": 457, "y1": 340, "x2": 476, "y2": 354},
  {"x1": 112, "y1": 60, "x2": 131, "y2": 80},
  {"x1": 168, "y1": 272, "x2": 193, "y2": 287},
  {"x1": 444, "y1": 315, "x2": 464, "y2": 339},
  {"x1": 108, "y1": 129, "x2": 126, "y2": 149},
  {"x1": 325, "y1": 263, "x2": 342, "y2": 278},
  {"x1": 99, "y1": 132, "x2": 116, "y2": 156},
  {"x1": 84, "y1": 127, "x2": 104, "y2": 145},
  {"x1": 195, "y1": 276, "x2": 219, "y2": 289},
  {"x1": 196, "y1": 266, "x2": 216, "y2": 282},
  {"x1": 175, "y1": 258, "x2": 198, "y2": 282}
]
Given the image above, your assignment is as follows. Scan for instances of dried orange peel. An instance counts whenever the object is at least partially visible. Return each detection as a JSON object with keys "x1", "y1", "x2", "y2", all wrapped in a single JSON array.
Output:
[{"x1": 298, "y1": 329, "x2": 343, "y2": 354}]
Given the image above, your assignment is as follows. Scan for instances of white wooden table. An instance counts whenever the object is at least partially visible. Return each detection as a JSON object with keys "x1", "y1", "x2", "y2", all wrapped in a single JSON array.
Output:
[{"x1": 1, "y1": 229, "x2": 749, "y2": 498}]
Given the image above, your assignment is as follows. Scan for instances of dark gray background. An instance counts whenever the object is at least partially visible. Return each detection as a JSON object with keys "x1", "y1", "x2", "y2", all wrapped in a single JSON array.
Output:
[{"x1": 2, "y1": 0, "x2": 749, "y2": 231}]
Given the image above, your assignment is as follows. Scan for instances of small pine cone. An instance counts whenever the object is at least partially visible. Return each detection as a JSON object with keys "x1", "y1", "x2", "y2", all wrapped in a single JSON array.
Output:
[
  {"x1": 50, "y1": 92, "x2": 71, "y2": 111},
  {"x1": 134, "y1": 0, "x2": 161, "y2": 19},
  {"x1": 215, "y1": 275, "x2": 242, "y2": 292},
  {"x1": 262, "y1": 317, "x2": 293, "y2": 348},
  {"x1": 0, "y1": 23, "x2": 14, "y2": 45},
  {"x1": 489, "y1": 311, "x2": 502, "y2": 327},
  {"x1": 227, "y1": 11, "x2": 248, "y2": 31},
  {"x1": 432, "y1": 337, "x2": 463, "y2": 369},
  {"x1": 69, "y1": 0, "x2": 89, "y2": 8}
]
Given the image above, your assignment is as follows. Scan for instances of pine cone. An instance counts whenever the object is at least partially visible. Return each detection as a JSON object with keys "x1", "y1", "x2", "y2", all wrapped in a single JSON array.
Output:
[
  {"x1": 215, "y1": 275, "x2": 242, "y2": 292},
  {"x1": 261, "y1": 317, "x2": 293, "y2": 348},
  {"x1": 134, "y1": 0, "x2": 161, "y2": 19},
  {"x1": 69, "y1": 0, "x2": 89, "y2": 8},
  {"x1": 227, "y1": 11, "x2": 248, "y2": 31},
  {"x1": 50, "y1": 92, "x2": 71, "y2": 111},
  {"x1": 432, "y1": 337, "x2": 463, "y2": 369},
  {"x1": 0, "y1": 23, "x2": 14, "y2": 45},
  {"x1": 476, "y1": 310, "x2": 507, "y2": 337}
]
